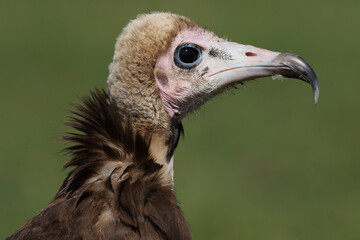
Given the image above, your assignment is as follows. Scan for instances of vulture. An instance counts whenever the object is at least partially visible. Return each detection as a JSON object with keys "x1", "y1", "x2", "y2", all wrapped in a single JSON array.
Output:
[{"x1": 7, "y1": 12, "x2": 319, "y2": 240}]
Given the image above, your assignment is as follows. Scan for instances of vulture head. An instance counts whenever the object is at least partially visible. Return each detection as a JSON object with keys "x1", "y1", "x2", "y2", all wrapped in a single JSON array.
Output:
[
  {"x1": 108, "y1": 12, "x2": 319, "y2": 131},
  {"x1": 7, "y1": 12, "x2": 319, "y2": 240}
]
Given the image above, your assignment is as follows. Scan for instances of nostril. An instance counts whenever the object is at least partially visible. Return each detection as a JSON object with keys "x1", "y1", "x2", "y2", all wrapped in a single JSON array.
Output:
[{"x1": 245, "y1": 52, "x2": 257, "y2": 57}]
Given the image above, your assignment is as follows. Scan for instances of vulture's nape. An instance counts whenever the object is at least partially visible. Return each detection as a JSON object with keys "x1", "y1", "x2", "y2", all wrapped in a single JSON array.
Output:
[{"x1": 7, "y1": 12, "x2": 319, "y2": 240}]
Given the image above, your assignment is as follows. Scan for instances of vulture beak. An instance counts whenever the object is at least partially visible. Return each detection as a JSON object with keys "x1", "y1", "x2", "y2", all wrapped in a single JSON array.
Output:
[{"x1": 205, "y1": 43, "x2": 319, "y2": 104}]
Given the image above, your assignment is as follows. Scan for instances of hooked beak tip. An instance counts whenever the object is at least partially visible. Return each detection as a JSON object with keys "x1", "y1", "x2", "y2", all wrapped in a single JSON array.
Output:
[
  {"x1": 273, "y1": 53, "x2": 320, "y2": 104},
  {"x1": 313, "y1": 85, "x2": 320, "y2": 105}
]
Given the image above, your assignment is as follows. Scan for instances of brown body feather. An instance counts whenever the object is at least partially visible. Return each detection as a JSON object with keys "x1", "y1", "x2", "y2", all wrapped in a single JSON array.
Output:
[{"x1": 7, "y1": 90, "x2": 191, "y2": 240}]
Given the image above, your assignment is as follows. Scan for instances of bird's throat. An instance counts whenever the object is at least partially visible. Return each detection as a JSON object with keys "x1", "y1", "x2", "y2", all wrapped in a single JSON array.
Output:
[{"x1": 149, "y1": 131, "x2": 177, "y2": 186}]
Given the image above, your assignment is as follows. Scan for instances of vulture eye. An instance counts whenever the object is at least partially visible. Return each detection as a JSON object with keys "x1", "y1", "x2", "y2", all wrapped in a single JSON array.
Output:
[{"x1": 174, "y1": 44, "x2": 202, "y2": 69}]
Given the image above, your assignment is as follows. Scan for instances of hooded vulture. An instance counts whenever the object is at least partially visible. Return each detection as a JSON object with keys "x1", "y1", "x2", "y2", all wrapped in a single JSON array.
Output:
[{"x1": 7, "y1": 12, "x2": 319, "y2": 240}]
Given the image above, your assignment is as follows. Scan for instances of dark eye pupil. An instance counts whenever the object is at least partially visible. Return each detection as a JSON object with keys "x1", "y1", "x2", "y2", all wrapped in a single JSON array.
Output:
[
  {"x1": 174, "y1": 44, "x2": 202, "y2": 69},
  {"x1": 179, "y1": 47, "x2": 199, "y2": 63}
]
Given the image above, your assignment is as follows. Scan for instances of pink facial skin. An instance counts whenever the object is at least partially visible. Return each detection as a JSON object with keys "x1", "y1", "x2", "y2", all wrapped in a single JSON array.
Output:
[
  {"x1": 154, "y1": 29, "x2": 220, "y2": 118},
  {"x1": 154, "y1": 29, "x2": 280, "y2": 118}
]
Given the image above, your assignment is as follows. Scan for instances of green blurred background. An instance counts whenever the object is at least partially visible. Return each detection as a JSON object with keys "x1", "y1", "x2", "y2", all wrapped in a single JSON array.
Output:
[{"x1": 1, "y1": 0, "x2": 359, "y2": 239}]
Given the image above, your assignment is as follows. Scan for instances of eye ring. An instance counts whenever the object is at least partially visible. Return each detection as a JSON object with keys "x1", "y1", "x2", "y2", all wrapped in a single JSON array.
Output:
[{"x1": 174, "y1": 43, "x2": 202, "y2": 69}]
